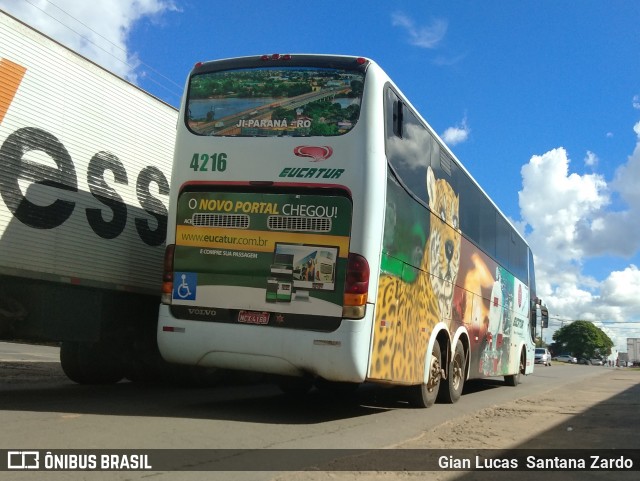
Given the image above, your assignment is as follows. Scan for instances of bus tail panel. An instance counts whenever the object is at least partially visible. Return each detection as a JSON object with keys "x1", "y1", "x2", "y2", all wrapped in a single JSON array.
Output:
[{"x1": 169, "y1": 189, "x2": 352, "y2": 331}]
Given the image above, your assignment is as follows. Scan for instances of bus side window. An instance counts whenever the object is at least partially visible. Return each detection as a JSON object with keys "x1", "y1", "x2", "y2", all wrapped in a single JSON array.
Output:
[
  {"x1": 510, "y1": 234, "x2": 528, "y2": 282},
  {"x1": 393, "y1": 100, "x2": 403, "y2": 138},
  {"x1": 385, "y1": 87, "x2": 402, "y2": 140},
  {"x1": 495, "y1": 215, "x2": 510, "y2": 269}
]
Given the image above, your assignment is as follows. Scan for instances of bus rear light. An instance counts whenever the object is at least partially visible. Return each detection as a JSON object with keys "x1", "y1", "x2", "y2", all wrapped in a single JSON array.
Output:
[
  {"x1": 344, "y1": 293, "x2": 367, "y2": 306},
  {"x1": 162, "y1": 326, "x2": 185, "y2": 333},
  {"x1": 260, "y1": 53, "x2": 292, "y2": 61},
  {"x1": 161, "y1": 244, "x2": 175, "y2": 305},
  {"x1": 343, "y1": 253, "x2": 369, "y2": 319}
]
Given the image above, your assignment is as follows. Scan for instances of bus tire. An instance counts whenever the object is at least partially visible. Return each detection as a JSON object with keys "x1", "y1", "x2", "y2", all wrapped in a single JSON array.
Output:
[
  {"x1": 504, "y1": 349, "x2": 525, "y2": 387},
  {"x1": 438, "y1": 339, "x2": 465, "y2": 404},
  {"x1": 60, "y1": 341, "x2": 124, "y2": 385},
  {"x1": 408, "y1": 340, "x2": 442, "y2": 408}
]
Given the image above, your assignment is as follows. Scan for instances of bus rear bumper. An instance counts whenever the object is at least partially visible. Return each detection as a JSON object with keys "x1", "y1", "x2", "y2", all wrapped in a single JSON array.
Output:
[{"x1": 157, "y1": 304, "x2": 373, "y2": 383}]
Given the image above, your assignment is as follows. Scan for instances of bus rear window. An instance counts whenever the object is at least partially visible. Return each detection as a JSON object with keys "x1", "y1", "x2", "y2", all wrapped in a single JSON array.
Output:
[{"x1": 186, "y1": 66, "x2": 364, "y2": 137}]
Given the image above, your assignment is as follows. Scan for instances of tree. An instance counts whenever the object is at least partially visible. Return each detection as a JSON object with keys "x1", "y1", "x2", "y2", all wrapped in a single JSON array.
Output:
[{"x1": 552, "y1": 320, "x2": 613, "y2": 358}]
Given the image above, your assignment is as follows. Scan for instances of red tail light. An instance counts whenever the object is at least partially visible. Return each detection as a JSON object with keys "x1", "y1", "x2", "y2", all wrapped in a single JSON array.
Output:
[
  {"x1": 260, "y1": 53, "x2": 292, "y2": 61},
  {"x1": 161, "y1": 244, "x2": 175, "y2": 304},
  {"x1": 343, "y1": 253, "x2": 369, "y2": 310}
]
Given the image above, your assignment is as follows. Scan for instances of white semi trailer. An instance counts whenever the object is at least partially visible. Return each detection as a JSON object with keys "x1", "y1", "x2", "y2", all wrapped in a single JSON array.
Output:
[
  {"x1": 627, "y1": 338, "x2": 640, "y2": 364},
  {"x1": 0, "y1": 11, "x2": 179, "y2": 383}
]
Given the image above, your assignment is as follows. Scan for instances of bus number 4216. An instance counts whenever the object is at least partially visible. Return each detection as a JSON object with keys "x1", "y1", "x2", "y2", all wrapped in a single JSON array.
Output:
[{"x1": 190, "y1": 152, "x2": 227, "y2": 172}]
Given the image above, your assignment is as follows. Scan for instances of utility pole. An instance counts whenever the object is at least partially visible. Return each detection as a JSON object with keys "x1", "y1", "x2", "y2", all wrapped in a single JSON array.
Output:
[{"x1": 545, "y1": 315, "x2": 570, "y2": 346}]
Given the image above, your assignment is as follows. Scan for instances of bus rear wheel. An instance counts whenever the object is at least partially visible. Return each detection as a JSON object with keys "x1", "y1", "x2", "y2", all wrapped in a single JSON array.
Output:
[
  {"x1": 438, "y1": 340, "x2": 465, "y2": 403},
  {"x1": 408, "y1": 340, "x2": 441, "y2": 408},
  {"x1": 504, "y1": 349, "x2": 525, "y2": 387}
]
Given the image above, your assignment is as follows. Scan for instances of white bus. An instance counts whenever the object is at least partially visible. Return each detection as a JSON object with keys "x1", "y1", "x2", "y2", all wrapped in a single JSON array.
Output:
[{"x1": 157, "y1": 54, "x2": 546, "y2": 407}]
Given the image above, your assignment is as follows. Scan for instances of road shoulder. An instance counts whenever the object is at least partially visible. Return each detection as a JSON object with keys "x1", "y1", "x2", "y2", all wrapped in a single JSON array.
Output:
[{"x1": 273, "y1": 369, "x2": 640, "y2": 480}]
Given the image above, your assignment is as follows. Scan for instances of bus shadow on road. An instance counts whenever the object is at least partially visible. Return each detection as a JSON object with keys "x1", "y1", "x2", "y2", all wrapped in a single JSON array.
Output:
[
  {"x1": 460, "y1": 378, "x2": 505, "y2": 395},
  {"x1": 0, "y1": 360, "x2": 533, "y2": 425}
]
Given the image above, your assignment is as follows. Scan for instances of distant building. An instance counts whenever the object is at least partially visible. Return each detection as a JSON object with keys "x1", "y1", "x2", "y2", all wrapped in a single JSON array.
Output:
[{"x1": 627, "y1": 338, "x2": 640, "y2": 363}]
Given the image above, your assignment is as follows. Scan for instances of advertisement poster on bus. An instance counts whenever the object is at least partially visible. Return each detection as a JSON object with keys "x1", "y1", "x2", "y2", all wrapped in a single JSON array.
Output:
[
  {"x1": 452, "y1": 244, "x2": 530, "y2": 377},
  {"x1": 171, "y1": 191, "x2": 351, "y2": 323}
]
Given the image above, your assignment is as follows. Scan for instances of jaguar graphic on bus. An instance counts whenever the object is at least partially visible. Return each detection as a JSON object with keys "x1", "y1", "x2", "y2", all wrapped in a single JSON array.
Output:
[{"x1": 157, "y1": 54, "x2": 547, "y2": 407}]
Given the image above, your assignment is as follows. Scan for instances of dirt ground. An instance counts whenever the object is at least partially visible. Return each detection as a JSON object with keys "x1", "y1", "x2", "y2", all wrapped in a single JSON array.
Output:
[
  {"x1": 402, "y1": 368, "x2": 639, "y2": 450},
  {"x1": 273, "y1": 368, "x2": 640, "y2": 481}
]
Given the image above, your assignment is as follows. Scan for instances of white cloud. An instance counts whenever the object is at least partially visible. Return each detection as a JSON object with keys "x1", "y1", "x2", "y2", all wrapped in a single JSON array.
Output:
[
  {"x1": 576, "y1": 122, "x2": 640, "y2": 257},
  {"x1": 633, "y1": 95, "x2": 640, "y2": 110},
  {"x1": 392, "y1": 12, "x2": 447, "y2": 49},
  {"x1": 600, "y1": 265, "x2": 640, "y2": 307},
  {"x1": 0, "y1": 0, "x2": 178, "y2": 81},
  {"x1": 519, "y1": 147, "x2": 609, "y2": 266},
  {"x1": 584, "y1": 150, "x2": 598, "y2": 167},
  {"x1": 612, "y1": 126, "x2": 640, "y2": 209},
  {"x1": 518, "y1": 124, "x2": 640, "y2": 353},
  {"x1": 441, "y1": 117, "x2": 470, "y2": 145}
]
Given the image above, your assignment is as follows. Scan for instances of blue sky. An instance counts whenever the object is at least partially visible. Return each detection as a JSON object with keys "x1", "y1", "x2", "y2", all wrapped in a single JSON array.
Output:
[{"x1": 2, "y1": 0, "x2": 640, "y2": 356}]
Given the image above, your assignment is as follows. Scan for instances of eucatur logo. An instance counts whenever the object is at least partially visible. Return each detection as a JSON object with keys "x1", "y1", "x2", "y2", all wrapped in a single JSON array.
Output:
[{"x1": 294, "y1": 146, "x2": 333, "y2": 162}]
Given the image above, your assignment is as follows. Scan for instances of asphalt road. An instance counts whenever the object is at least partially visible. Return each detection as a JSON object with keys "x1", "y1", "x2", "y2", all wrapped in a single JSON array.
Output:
[
  {"x1": 0, "y1": 342, "x2": 633, "y2": 481},
  {"x1": 0, "y1": 341, "x2": 60, "y2": 362}
]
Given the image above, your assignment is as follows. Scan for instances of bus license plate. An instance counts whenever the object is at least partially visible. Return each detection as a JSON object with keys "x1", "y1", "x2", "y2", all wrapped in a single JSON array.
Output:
[{"x1": 238, "y1": 311, "x2": 270, "y2": 325}]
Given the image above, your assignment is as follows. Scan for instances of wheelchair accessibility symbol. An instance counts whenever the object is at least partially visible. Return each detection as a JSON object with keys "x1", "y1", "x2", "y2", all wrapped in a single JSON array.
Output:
[{"x1": 173, "y1": 272, "x2": 197, "y2": 300}]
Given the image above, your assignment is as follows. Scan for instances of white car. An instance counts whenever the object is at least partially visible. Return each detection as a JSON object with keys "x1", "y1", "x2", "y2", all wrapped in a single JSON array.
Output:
[
  {"x1": 535, "y1": 348, "x2": 552, "y2": 366},
  {"x1": 553, "y1": 354, "x2": 577, "y2": 363}
]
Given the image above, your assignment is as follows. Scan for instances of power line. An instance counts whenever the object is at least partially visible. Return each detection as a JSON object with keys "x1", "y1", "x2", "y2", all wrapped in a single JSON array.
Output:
[
  {"x1": 598, "y1": 321, "x2": 640, "y2": 325},
  {"x1": 25, "y1": 0, "x2": 128, "y2": 62},
  {"x1": 19, "y1": 0, "x2": 183, "y2": 103},
  {"x1": 547, "y1": 317, "x2": 640, "y2": 326}
]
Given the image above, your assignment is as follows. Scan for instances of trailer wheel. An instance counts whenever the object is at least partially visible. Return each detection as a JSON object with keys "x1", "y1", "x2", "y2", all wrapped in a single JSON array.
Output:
[
  {"x1": 60, "y1": 341, "x2": 124, "y2": 384},
  {"x1": 0, "y1": 290, "x2": 27, "y2": 335},
  {"x1": 408, "y1": 340, "x2": 442, "y2": 408}
]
